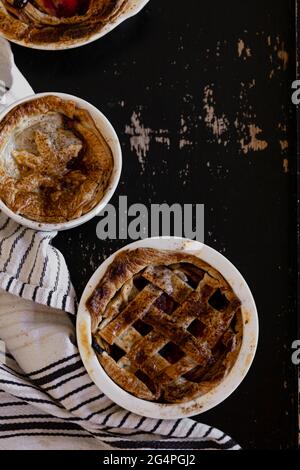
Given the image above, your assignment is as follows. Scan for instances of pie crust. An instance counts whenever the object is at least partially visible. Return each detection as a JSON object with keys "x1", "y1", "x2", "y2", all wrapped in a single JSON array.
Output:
[
  {"x1": 87, "y1": 248, "x2": 243, "y2": 404},
  {"x1": 0, "y1": 95, "x2": 113, "y2": 223},
  {"x1": 0, "y1": 0, "x2": 129, "y2": 47}
]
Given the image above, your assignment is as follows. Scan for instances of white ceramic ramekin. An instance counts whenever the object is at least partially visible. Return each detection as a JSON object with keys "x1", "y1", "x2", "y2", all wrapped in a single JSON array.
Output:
[
  {"x1": 1, "y1": 0, "x2": 150, "y2": 50},
  {"x1": 0, "y1": 92, "x2": 122, "y2": 231},
  {"x1": 77, "y1": 237, "x2": 259, "y2": 419}
]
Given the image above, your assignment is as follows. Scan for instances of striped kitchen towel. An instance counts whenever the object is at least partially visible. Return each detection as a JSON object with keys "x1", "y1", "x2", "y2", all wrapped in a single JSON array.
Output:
[{"x1": 0, "y1": 213, "x2": 241, "y2": 450}]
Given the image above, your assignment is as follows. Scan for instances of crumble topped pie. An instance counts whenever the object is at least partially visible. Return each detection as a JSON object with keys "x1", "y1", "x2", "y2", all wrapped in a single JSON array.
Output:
[
  {"x1": 0, "y1": 0, "x2": 128, "y2": 47},
  {"x1": 0, "y1": 95, "x2": 113, "y2": 223},
  {"x1": 87, "y1": 248, "x2": 243, "y2": 404}
]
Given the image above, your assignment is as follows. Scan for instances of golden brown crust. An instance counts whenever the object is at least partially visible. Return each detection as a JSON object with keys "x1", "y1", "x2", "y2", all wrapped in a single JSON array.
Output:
[
  {"x1": 0, "y1": 96, "x2": 75, "y2": 136},
  {"x1": 87, "y1": 248, "x2": 231, "y2": 331},
  {"x1": 0, "y1": 95, "x2": 114, "y2": 223},
  {"x1": 0, "y1": 0, "x2": 129, "y2": 47},
  {"x1": 88, "y1": 248, "x2": 243, "y2": 404}
]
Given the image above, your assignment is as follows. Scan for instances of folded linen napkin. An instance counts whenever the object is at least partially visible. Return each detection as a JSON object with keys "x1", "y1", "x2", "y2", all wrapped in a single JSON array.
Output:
[
  {"x1": 0, "y1": 37, "x2": 34, "y2": 111},
  {"x1": 0, "y1": 39, "x2": 240, "y2": 450}
]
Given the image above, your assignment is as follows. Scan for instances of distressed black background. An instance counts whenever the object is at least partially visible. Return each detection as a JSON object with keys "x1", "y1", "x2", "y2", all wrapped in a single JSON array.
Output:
[{"x1": 11, "y1": 0, "x2": 298, "y2": 449}]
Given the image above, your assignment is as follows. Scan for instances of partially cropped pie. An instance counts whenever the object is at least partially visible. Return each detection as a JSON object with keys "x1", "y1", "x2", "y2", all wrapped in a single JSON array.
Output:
[
  {"x1": 0, "y1": 95, "x2": 113, "y2": 223},
  {"x1": 87, "y1": 248, "x2": 243, "y2": 404},
  {"x1": 0, "y1": 0, "x2": 129, "y2": 47}
]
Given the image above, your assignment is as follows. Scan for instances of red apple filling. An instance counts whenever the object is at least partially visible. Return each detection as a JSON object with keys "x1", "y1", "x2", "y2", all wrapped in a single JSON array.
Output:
[{"x1": 36, "y1": 0, "x2": 89, "y2": 18}]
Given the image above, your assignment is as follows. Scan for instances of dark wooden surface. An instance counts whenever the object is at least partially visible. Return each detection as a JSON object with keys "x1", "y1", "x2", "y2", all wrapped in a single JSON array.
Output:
[{"x1": 11, "y1": 0, "x2": 298, "y2": 449}]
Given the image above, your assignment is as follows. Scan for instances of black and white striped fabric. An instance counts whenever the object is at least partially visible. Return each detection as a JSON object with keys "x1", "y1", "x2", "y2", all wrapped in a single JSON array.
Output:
[{"x1": 0, "y1": 212, "x2": 241, "y2": 450}]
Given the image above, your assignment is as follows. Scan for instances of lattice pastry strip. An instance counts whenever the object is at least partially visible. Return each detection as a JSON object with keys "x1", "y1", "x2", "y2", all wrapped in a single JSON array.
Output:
[
  {"x1": 101, "y1": 272, "x2": 237, "y2": 399},
  {"x1": 122, "y1": 278, "x2": 238, "y2": 393},
  {"x1": 142, "y1": 265, "x2": 194, "y2": 302},
  {"x1": 122, "y1": 275, "x2": 216, "y2": 367},
  {"x1": 99, "y1": 278, "x2": 139, "y2": 330},
  {"x1": 99, "y1": 263, "x2": 196, "y2": 342},
  {"x1": 99, "y1": 284, "x2": 162, "y2": 345},
  {"x1": 89, "y1": 248, "x2": 243, "y2": 403}
]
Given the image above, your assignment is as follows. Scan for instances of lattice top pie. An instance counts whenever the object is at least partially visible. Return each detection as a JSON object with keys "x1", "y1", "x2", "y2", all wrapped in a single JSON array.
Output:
[
  {"x1": 87, "y1": 248, "x2": 243, "y2": 404},
  {"x1": 0, "y1": 95, "x2": 113, "y2": 223},
  {"x1": 0, "y1": 0, "x2": 128, "y2": 47}
]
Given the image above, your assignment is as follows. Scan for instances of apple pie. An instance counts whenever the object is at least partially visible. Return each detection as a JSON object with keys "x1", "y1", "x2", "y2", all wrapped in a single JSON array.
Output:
[
  {"x1": 0, "y1": 95, "x2": 113, "y2": 223},
  {"x1": 87, "y1": 248, "x2": 243, "y2": 404},
  {"x1": 0, "y1": 0, "x2": 129, "y2": 47}
]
